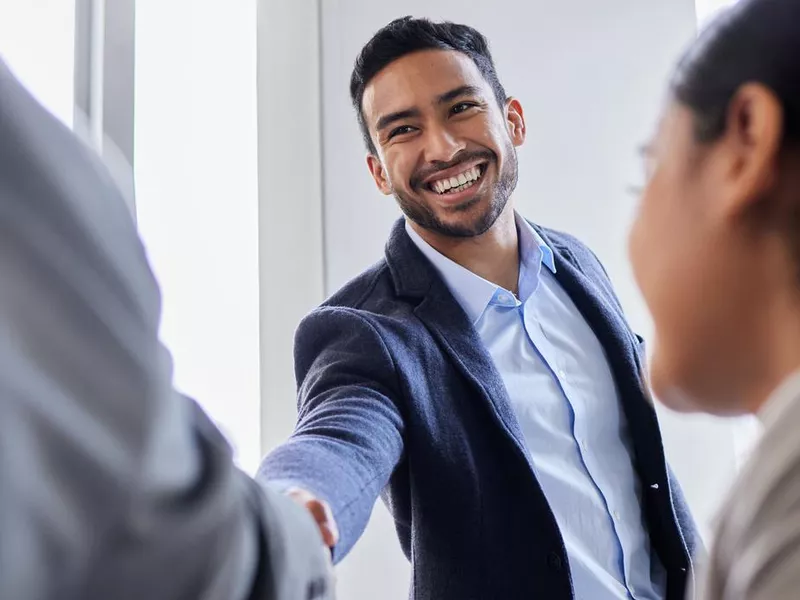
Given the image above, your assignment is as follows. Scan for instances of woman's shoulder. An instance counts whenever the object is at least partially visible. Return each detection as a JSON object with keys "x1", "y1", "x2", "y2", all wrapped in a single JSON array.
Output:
[{"x1": 705, "y1": 383, "x2": 800, "y2": 599}]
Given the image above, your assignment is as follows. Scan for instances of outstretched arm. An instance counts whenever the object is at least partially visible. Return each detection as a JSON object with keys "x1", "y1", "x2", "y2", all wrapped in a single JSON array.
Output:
[{"x1": 259, "y1": 307, "x2": 406, "y2": 563}]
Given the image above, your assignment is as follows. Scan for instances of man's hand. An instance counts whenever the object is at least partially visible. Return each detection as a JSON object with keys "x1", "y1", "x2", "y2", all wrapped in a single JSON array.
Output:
[{"x1": 286, "y1": 487, "x2": 340, "y2": 550}]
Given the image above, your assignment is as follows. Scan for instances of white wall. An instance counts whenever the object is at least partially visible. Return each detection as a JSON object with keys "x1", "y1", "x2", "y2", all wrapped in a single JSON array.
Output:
[
  {"x1": 257, "y1": 0, "x2": 326, "y2": 459},
  {"x1": 261, "y1": 1, "x2": 753, "y2": 598}
]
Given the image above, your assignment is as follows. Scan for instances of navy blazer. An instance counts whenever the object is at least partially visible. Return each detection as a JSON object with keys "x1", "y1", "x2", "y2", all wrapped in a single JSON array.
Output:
[{"x1": 260, "y1": 218, "x2": 701, "y2": 600}]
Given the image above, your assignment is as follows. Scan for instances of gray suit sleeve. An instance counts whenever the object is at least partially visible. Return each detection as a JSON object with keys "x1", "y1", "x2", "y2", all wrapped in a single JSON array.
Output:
[{"x1": 0, "y1": 60, "x2": 331, "y2": 600}]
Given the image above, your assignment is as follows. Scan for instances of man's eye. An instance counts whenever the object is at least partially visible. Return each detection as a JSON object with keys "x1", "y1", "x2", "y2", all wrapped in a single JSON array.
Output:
[
  {"x1": 451, "y1": 102, "x2": 476, "y2": 115},
  {"x1": 389, "y1": 125, "x2": 415, "y2": 139}
]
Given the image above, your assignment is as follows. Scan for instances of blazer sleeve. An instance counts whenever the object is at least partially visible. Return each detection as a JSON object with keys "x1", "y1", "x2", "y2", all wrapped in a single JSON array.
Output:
[{"x1": 258, "y1": 306, "x2": 406, "y2": 562}]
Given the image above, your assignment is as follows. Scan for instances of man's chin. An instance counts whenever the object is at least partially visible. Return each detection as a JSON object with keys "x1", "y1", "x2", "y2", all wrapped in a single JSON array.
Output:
[
  {"x1": 398, "y1": 189, "x2": 505, "y2": 238},
  {"x1": 446, "y1": 195, "x2": 482, "y2": 214},
  {"x1": 430, "y1": 209, "x2": 499, "y2": 238}
]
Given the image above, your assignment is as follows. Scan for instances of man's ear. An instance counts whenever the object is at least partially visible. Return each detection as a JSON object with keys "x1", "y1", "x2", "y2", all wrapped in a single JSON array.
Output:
[
  {"x1": 505, "y1": 97, "x2": 526, "y2": 147},
  {"x1": 366, "y1": 154, "x2": 392, "y2": 195}
]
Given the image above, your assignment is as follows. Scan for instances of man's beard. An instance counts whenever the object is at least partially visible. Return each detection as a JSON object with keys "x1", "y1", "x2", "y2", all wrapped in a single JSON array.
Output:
[{"x1": 394, "y1": 146, "x2": 519, "y2": 239}]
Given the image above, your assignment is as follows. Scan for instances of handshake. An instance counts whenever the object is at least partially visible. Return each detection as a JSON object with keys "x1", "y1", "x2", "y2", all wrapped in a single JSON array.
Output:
[{"x1": 286, "y1": 487, "x2": 340, "y2": 550}]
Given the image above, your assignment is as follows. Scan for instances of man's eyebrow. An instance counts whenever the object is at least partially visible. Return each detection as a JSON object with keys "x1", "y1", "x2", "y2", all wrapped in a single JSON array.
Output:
[
  {"x1": 375, "y1": 108, "x2": 422, "y2": 132},
  {"x1": 436, "y1": 85, "x2": 484, "y2": 105}
]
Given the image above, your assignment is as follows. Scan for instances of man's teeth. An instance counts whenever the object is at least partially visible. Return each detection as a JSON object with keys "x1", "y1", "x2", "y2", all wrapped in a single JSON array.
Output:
[{"x1": 431, "y1": 166, "x2": 482, "y2": 194}]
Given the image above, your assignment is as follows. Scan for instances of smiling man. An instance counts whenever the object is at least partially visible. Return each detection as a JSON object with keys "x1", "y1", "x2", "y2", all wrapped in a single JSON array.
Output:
[{"x1": 259, "y1": 17, "x2": 700, "y2": 600}]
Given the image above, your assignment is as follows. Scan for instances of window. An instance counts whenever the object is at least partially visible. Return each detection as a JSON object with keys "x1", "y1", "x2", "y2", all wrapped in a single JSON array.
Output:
[
  {"x1": 0, "y1": 0, "x2": 76, "y2": 127},
  {"x1": 134, "y1": 0, "x2": 261, "y2": 473},
  {"x1": 696, "y1": 0, "x2": 740, "y2": 26}
]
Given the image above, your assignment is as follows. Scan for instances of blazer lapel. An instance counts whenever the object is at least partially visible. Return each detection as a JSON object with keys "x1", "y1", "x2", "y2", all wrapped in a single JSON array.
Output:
[
  {"x1": 541, "y1": 231, "x2": 669, "y2": 481},
  {"x1": 414, "y1": 289, "x2": 529, "y2": 451},
  {"x1": 384, "y1": 219, "x2": 530, "y2": 455}
]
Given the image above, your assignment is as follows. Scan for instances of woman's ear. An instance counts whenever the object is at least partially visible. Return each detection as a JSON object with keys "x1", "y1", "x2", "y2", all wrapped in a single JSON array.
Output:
[{"x1": 715, "y1": 83, "x2": 783, "y2": 219}]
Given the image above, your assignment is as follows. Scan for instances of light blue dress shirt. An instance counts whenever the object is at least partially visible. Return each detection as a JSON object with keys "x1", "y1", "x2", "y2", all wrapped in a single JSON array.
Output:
[{"x1": 406, "y1": 215, "x2": 667, "y2": 600}]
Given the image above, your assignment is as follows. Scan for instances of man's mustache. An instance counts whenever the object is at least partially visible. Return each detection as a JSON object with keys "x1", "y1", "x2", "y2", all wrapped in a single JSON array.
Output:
[{"x1": 410, "y1": 149, "x2": 496, "y2": 190}]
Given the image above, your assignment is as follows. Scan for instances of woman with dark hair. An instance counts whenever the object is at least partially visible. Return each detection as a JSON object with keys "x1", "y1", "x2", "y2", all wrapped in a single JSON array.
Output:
[{"x1": 629, "y1": 0, "x2": 800, "y2": 598}]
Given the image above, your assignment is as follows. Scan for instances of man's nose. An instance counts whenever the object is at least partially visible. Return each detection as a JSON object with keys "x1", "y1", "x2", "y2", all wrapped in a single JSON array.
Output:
[{"x1": 423, "y1": 125, "x2": 466, "y2": 165}]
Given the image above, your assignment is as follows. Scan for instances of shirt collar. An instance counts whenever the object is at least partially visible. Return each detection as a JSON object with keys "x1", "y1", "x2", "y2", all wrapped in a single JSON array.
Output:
[{"x1": 405, "y1": 213, "x2": 556, "y2": 324}]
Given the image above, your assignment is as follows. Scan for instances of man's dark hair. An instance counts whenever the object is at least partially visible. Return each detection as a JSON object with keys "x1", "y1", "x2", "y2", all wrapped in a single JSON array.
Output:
[{"x1": 349, "y1": 17, "x2": 508, "y2": 155}]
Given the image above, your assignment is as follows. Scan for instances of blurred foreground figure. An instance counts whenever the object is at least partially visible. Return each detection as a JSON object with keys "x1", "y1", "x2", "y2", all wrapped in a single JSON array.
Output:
[
  {"x1": 0, "y1": 60, "x2": 331, "y2": 600},
  {"x1": 629, "y1": 0, "x2": 800, "y2": 598}
]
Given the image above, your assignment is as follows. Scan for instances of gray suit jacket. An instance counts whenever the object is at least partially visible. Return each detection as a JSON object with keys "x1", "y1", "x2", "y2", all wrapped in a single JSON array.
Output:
[{"x1": 0, "y1": 60, "x2": 331, "y2": 600}]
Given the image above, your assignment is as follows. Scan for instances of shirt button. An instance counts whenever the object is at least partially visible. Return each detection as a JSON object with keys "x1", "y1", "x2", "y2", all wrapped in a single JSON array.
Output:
[
  {"x1": 558, "y1": 369, "x2": 566, "y2": 379},
  {"x1": 547, "y1": 552, "x2": 563, "y2": 570},
  {"x1": 497, "y1": 294, "x2": 509, "y2": 304},
  {"x1": 613, "y1": 511, "x2": 621, "y2": 521},
  {"x1": 579, "y1": 440, "x2": 588, "y2": 452}
]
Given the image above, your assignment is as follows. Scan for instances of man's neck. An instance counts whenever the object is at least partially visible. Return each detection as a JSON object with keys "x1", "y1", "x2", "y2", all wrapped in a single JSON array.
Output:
[{"x1": 411, "y1": 206, "x2": 520, "y2": 294}]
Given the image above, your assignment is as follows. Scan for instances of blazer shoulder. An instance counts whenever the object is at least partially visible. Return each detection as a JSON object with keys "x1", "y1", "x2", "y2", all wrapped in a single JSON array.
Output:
[
  {"x1": 535, "y1": 223, "x2": 627, "y2": 316},
  {"x1": 295, "y1": 260, "x2": 401, "y2": 354},
  {"x1": 539, "y1": 225, "x2": 588, "y2": 250},
  {"x1": 321, "y1": 259, "x2": 396, "y2": 312},
  {"x1": 538, "y1": 225, "x2": 610, "y2": 277}
]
